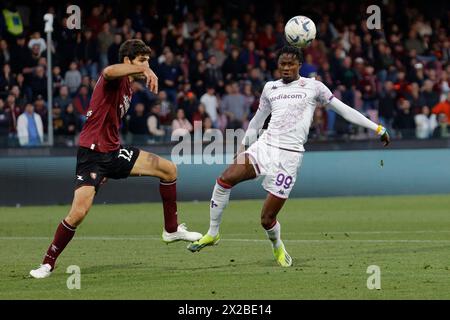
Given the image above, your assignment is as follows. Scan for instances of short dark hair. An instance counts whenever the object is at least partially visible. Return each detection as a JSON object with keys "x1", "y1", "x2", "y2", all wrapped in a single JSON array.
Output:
[
  {"x1": 118, "y1": 39, "x2": 151, "y2": 63},
  {"x1": 277, "y1": 45, "x2": 303, "y2": 63}
]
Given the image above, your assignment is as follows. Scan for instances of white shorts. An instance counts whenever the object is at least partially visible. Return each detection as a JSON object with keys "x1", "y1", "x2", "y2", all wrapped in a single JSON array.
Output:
[{"x1": 244, "y1": 140, "x2": 304, "y2": 199}]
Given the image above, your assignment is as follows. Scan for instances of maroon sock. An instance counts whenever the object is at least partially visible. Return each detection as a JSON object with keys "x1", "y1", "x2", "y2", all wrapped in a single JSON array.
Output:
[
  {"x1": 159, "y1": 180, "x2": 178, "y2": 233},
  {"x1": 42, "y1": 219, "x2": 76, "y2": 270}
]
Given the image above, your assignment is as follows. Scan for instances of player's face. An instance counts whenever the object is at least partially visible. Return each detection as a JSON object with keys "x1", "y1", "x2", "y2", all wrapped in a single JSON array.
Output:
[
  {"x1": 129, "y1": 54, "x2": 150, "y2": 80},
  {"x1": 278, "y1": 54, "x2": 301, "y2": 83}
]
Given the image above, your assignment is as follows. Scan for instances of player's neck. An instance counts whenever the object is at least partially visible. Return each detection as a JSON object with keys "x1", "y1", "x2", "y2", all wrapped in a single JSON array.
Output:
[{"x1": 282, "y1": 75, "x2": 300, "y2": 84}]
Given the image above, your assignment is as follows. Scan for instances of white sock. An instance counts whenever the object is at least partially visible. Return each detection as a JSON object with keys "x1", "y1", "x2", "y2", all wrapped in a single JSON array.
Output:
[
  {"x1": 264, "y1": 221, "x2": 282, "y2": 249},
  {"x1": 207, "y1": 181, "x2": 231, "y2": 237}
]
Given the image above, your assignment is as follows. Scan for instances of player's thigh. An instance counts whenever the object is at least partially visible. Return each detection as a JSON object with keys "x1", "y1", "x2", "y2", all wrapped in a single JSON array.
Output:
[
  {"x1": 66, "y1": 186, "x2": 96, "y2": 226},
  {"x1": 130, "y1": 150, "x2": 176, "y2": 181},
  {"x1": 262, "y1": 151, "x2": 303, "y2": 199},
  {"x1": 220, "y1": 153, "x2": 257, "y2": 186}
]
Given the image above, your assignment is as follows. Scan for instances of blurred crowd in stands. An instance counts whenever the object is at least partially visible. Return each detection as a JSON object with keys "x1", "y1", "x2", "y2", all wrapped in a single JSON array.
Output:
[{"x1": 0, "y1": 0, "x2": 449, "y2": 147}]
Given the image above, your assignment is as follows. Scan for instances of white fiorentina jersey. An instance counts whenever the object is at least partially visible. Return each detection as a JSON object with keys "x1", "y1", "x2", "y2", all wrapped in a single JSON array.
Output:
[{"x1": 258, "y1": 77, "x2": 334, "y2": 152}]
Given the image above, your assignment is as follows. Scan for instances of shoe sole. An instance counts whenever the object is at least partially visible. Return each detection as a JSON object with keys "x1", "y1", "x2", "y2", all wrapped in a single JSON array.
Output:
[
  {"x1": 187, "y1": 239, "x2": 220, "y2": 252},
  {"x1": 162, "y1": 239, "x2": 197, "y2": 244},
  {"x1": 29, "y1": 271, "x2": 51, "y2": 279}
]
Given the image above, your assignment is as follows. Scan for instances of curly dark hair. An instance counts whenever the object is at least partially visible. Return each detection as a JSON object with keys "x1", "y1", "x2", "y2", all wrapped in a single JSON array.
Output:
[
  {"x1": 118, "y1": 39, "x2": 151, "y2": 63},
  {"x1": 277, "y1": 45, "x2": 304, "y2": 63}
]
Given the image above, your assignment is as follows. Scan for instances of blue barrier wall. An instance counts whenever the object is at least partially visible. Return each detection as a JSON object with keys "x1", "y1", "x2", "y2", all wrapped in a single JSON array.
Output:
[{"x1": 1, "y1": 149, "x2": 450, "y2": 205}]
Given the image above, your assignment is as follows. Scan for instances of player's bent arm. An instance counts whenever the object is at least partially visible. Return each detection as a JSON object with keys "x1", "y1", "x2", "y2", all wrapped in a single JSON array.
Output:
[
  {"x1": 102, "y1": 64, "x2": 147, "y2": 80},
  {"x1": 327, "y1": 97, "x2": 390, "y2": 145}
]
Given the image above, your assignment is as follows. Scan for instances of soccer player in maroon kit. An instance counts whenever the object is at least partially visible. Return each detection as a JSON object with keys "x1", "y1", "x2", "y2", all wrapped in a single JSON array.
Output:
[{"x1": 30, "y1": 39, "x2": 202, "y2": 278}]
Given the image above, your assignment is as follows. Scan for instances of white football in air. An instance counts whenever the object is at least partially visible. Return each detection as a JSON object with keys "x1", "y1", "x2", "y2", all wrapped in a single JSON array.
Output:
[{"x1": 285, "y1": 15, "x2": 317, "y2": 48}]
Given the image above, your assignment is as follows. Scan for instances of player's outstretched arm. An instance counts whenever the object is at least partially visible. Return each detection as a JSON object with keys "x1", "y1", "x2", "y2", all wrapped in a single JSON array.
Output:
[
  {"x1": 103, "y1": 64, "x2": 158, "y2": 93},
  {"x1": 327, "y1": 98, "x2": 390, "y2": 146}
]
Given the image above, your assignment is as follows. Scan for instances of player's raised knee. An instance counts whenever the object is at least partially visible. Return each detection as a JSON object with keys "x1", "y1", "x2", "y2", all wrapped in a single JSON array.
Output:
[
  {"x1": 163, "y1": 162, "x2": 177, "y2": 182},
  {"x1": 217, "y1": 175, "x2": 234, "y2": 188}
]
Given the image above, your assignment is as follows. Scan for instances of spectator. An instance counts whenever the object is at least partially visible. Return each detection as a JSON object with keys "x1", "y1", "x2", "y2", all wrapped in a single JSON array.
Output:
[
  {"x1": 52, "y1": 66, "x2": 65, "y2": 95},
  {"x1": 393, "y1": 99, "x2": 415, "y2": 138},
  {"x1": 22, "y1": 43, "x2": 42, "y2": 76},
  {"x1": 128, "y1": 103, "x2": 149, "y2": 144},
  {"x1": 433, "y1": 113, "x2": 450, "y2": 138},
  {"x1": 310, "y1": 106, "x2": 327, "y2": 140},
  {"x1": 415, "y1": 106, "x2": 437, "y2": 139},
  {"x1": 258, "y1": 58, "x2": 273, "y2": 82},
  {"x1": 29, "y1": 65, "x2": 47, "y2": 100},
  {"x1": 17, "y1": 103, "x2": 43, "y2": 146},
  {"x1": 222, "y1": 48, "x2": 245, "y2": 82},
  {"x1": 172, "y1": 108, "x2": 193, "y2": 138},
  {"x1": 221, "y1": 82, "x2": 249, "y2": 129},
  {"x1": 300, "y1": 53, "x2": 318, "y2": 78},
  {"x1": 159, "y1": 51, "x2": 182, "y2": 104},
  {"x1": 421, "y1": 79, "x2": 440, "y2": 109},
  {"x1": 97, "y1": 22, "x2": 114, "y2": 70},
  {"x1": 107, "y1": 33, "x2": 123, "y2": 65},
  {"x1": 0, "y1": 98, "x2": 11, "y2": 146},
  {"x1": 227, "y1": 18, "x2": 242, "y2": 48},
  {"x1": 248, "y1": 68, "x2": 264, "y2": 93},
  {"x1": 72, "y1": 85, "x2": 90, "y2": 120},
  {"x1": 257, "y1": 24, "x2": 276, "y2": 53},
  {"x1": 86, "y1": 6, "x2": 104, "y2": 36},
  {"x1": 33, "y1": 95, "x2": 48, "y2": 132},
  {"x1": 76, "y1": 29, "x2": 100, "y2": 79},
  {"x1": 9, "y1": 36, "x2": 29, "y2": 74},
  {"x1": 205, "y1": 55, "x2": 224, "y2": 91},
  {"x1": 64, "y1": 62, "x2": 82, "y2": 95},
  {"x1": 10, "y1": 85, "x2": 27, "y2": 108},
  {"x1": 432, "y1": 93, "x2": 450, "y2": 125},
  {"x1": 4, "y1": 94, "x2": 20, "y2": 132},
  {"x1": 378, "y1": 81, "x2": 397, "y2": 131},
  {"x1": 208, "y1": 38, "x2": 226, "y2": 68},
  {"x1": 147, "y1": 103, "x2": 165, "y2": 141},
  {"x1": 62, "y1": 103, "x2": 80, "y2": 146},
  {"x1": 27, "y1": 31, "x2": 46, "y2": 55},
  {"x1": 202, "y1": 116, "x2": 215, "y2": 141},
  {"x1": 52, "y1": 106, "x2": 65, "y2": 142},
  {"x1": 53, "y1": 86, "x2": 71, "y2": 112},
  {"x1": 192, "y1": 103, "x2": 208, "y2": 139},
  {"x1": 404, "y1": 30, "x2": 426, "y2": 56},
  {"x1": 405, "y1": 82, "x2": 426, "y2": 113},
  {"x1": 178, "y1": 90, "x2": 199, "y2": 123},
  {"x1": 242, "y1": 82, "x2": 255, "y2": 120},
  {"x1": 239, "y1": 40, "x2": 260, "y2": 69},
  {"x1": 157, "y1": 91, "x2": 174, "y2": 126},
  {"x1": 0, "y1": 63, "x2": 15, "y2": 98},
  {"x1": 200, "y1": 86, "x2": 219, "y2": 126}
]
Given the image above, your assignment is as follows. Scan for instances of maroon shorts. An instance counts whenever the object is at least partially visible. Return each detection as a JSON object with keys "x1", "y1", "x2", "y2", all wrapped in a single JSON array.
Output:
[{"x1": 75, "y1": 146, "x2": 140, "y2": 191}]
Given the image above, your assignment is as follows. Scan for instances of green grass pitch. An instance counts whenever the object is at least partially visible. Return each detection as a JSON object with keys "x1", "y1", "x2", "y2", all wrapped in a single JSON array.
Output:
[{"x1": 1, "y1": 194, "x2": 450, "y2": 299}]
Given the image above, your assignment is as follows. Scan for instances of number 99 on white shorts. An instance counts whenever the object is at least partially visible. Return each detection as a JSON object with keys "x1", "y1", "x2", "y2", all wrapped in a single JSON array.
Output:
[{"x1": 244, "y1": 140, "x2": 304, "y2": 199}]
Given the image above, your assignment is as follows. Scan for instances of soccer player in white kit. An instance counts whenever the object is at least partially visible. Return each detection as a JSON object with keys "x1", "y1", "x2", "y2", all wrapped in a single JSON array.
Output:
[{"x1": 188, "y1": 46, "x2": 390, "y2": 267}]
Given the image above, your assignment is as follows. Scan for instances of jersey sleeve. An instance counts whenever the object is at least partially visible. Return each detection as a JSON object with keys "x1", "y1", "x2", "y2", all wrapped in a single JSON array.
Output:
[
  {"x1": 315, "y1": 80, "x2": 334, "y2": 106},
  {"x1": 241, "y1": 83, "x2": 272, "y2": 147},
  {"x1": 258, "y1": 82, "x2": 272, "y2": 114}
]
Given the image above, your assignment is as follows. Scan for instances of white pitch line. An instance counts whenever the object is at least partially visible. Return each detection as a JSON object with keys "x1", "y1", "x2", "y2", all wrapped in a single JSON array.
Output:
[
  {"x1": 0, "y1": 236, "x2": 450, "y2": 243},
  {"x1": 274, "y1": 230, "x2": 450, "y2": 235}
]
